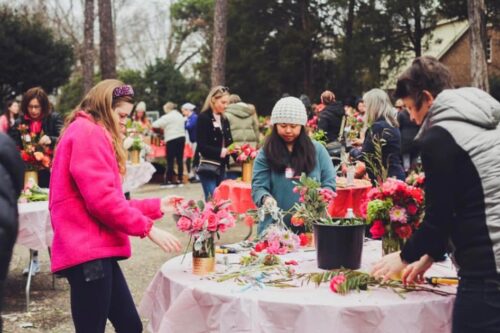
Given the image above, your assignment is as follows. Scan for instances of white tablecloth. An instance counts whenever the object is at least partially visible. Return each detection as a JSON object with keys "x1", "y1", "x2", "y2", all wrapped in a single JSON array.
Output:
[
  {"x1": 17, "y1": 201, "x2": 52, "y2": 251},
  {"x1": 123, "y1": 161, "x2": 156, "y2": 193},
  {"x1": 140, "y1": 241, "x2": 457, "y2": 333}
]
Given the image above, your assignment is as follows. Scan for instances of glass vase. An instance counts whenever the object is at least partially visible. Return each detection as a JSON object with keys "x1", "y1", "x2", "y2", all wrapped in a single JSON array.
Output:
[
  {"x1": 192, "y1": 233, "x2": 215, "y2": 276},
  {"x1": 24, "y1": 170, "x2": 38, "y2": 187},
  {"x1": 382, "y1": 234, "x2": 405, "y2": 256}
]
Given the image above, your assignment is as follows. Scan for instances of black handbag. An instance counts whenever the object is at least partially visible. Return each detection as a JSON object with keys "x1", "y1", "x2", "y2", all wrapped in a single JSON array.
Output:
[{"x1": 197, "y1": 159, "x2": 221, "y2": 177}]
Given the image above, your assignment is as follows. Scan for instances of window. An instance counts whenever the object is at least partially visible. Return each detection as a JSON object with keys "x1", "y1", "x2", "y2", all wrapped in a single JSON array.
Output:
[{"x1": 486, "y1": 37, "x2": 492, "y2": 63}]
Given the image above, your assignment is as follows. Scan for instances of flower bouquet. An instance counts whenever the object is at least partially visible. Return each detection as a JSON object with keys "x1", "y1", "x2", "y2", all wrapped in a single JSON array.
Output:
[
  {"x1": 405, "y1": 170, "x2": 425, "y2": 188},
  {"x1": 18, "y1": 124, "x2": 52, "y2": 185},
  {"x1": 228, "y1": 143, "x2": 258, "y2": 183},
  {"x1": 345, "y1": 112, "x2": 364, "y2": 141},
  {"x1": 363, "y1": 178, "x2": 425, "y2": 255},
  {"x1": 175, "y1": 199, "x2": 236, "y2": 275}
]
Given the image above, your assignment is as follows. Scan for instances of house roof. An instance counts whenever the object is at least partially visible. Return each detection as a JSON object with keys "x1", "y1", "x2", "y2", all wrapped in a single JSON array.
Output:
[{"x1": 381, "y1": 19, "x2": 469, "y2": 89}]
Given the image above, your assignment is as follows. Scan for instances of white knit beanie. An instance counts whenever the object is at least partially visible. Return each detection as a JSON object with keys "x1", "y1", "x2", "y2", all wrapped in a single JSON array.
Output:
[{"x1": 270, "y1": 96, "x2": 308, "y2": 126}]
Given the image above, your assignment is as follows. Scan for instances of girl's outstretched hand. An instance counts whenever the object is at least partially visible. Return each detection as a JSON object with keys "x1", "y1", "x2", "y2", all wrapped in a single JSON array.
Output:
[{"x1": 148, "y1": 226, "x2": 181, "y2": 253}]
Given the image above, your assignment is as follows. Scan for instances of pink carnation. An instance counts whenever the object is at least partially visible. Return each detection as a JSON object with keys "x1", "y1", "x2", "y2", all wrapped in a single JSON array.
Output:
[{"x1": 330, "y1": 274, "x2": 346, "y2": 293}]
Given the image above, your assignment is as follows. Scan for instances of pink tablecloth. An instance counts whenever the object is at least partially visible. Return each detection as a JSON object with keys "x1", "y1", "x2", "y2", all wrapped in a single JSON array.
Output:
[
  {"x1": 17, "y1": 201, "x2": 53, "y2": 251},
  {"x1": 213, "y1": 180, "x2": 257, "y2": 214},
  {"x1": 329, "y1": 178, "x2": 372, "y2": 218},
  {"x1": 139, "y1": 241, "x2": 457, "y2": 333}
]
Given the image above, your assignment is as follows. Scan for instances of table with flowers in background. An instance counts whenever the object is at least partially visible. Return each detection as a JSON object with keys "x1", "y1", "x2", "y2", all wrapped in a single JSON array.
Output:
[{"x1": 139, "y1": 240, "x2": 457, "y2": 333}]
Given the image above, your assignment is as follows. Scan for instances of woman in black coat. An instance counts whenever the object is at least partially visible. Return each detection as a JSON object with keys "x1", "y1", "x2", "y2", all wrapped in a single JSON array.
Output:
[
  {"x1": 0, "y1": 134, "x2": 24, "y2": 330},
  {"x1": 351, "y1": 88, "x2": 405, "y2": 182},
  {"x1": 9, "y1": 87, "x2": 63, "y2": 188},
  {"x1": 196, "y1": 86, "x2": 234, "y2": 200}
]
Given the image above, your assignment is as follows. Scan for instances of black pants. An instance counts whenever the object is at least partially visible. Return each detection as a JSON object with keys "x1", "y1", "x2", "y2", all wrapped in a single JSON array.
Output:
[
  {"x1": 452, "y1": 277, "x2": 500, "y2": 333},
  {"x1": 63, "y1": 259, "x2": 142, "y2": 333},
  {"x1": 166, "y1": 137, "x2": 185, "y2": 183},
  {"x1": 0, "y1": 280, "x2": 4, "y2": 332}
]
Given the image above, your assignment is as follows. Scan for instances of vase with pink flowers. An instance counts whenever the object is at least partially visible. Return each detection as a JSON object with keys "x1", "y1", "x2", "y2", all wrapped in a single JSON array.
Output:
[{"x1": 175, "y1": 199, "x2": 236, "y2": 275}]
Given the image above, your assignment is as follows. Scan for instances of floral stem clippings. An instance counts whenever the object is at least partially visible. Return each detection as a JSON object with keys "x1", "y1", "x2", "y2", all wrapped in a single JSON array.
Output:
[
  {"x1": 291, "y1": 174, "x2": 337, "y2": 232},
  {"x1": 362, "y1": 130, "x2": 389, "y2": 185},
  {"x1": 18, "y1": 124, "x2": 52, "y2": 171},
  {"x1": 363, "y1": 178, "x2": 425, "y2": 254},
  {"x1": 300, "y1": 269, "x2": 455, "y2": 298}
]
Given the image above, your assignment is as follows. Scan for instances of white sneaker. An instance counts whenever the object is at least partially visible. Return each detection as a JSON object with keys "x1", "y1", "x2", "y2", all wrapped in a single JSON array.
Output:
[{"x1": 23, "y1": 260, "x2": 41, "y2": 276}]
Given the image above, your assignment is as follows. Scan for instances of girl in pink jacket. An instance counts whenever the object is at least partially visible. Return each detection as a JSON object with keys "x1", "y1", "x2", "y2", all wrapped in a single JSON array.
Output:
[{"x1": 49, "y1": 79, "x2": 181, "y2": 333}]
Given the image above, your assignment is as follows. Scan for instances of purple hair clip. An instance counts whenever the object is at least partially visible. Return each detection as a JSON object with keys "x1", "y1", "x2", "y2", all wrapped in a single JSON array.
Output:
[{"x1": 113, "y1": 85, "x2": 134, "y2": 98}]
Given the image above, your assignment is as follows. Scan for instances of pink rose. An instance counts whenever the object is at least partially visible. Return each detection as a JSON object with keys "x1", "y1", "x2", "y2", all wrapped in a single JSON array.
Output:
[
  {"x1": 370, "y1": 220, "x2": 386, "y2": 239},
  {"x1": 177, "y1": 217, "x2": 192, "y2": 232},
  {"x1": 330, "y1": 274, "x2": 346, "y2": 293},
  {"x1": 250, "y1": 151, "x2": 258, "y2": 159},
  {"x1": 206, "y1": 213, "x2": 218, "y2": 232},
  {"x1": 239, "y1": 152, "x2": 248, "y2": 161},
  {"x1": 192, "y1": 218, "x2": 205, "y2": 231},
  {"x1": 395, "y1": 225, "x2": 413, "y2": 239}
]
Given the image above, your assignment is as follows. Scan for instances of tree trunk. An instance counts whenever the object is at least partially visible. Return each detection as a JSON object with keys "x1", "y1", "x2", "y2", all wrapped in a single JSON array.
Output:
[
  {"x1": 211, "y1": 0, "x2": 228, "y2": 87},
  {"x1": 98, "y1": 0, "x2": 117, "y2": 79},
  {"x1": 413, "y1": 0, "x2": 422, "y2": 57},
  {"x1": 83, "y1": 0, "x2": 95, "y2": 94},
  {"x1": 467, "y1": 0, "x2": 489, "y2": 92},
  {"x1": 342, "y1": 0, "x2": 356, "y2": 97},
  {"x1": 299, "y1": 0, "x2": 312, "y2": 96}
]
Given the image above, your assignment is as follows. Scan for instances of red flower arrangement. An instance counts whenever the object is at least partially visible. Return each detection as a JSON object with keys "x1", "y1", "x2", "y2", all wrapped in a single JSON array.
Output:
[
  {"x1": 228, "y1": 143, "x2": 258, "y2": 163},
  {"x1": 18, "y1": 124, "x2": 52, "y2": 171},
  {"x1": 363, "y1": 178, "x2": 424, "y2": 244}
]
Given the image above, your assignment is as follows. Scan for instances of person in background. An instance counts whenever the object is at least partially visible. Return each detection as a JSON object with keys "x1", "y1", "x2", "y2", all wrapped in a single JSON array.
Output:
[
  {"x1": 9, "y1": 87, "x2": 63, "y2": 275},
  {"x1": 10, "y1": 87, "x2": 63, "y2": 188},
  {"x1": 0, "y1": 133, "x2": 24, "y2": 332},
  {"x1": 182, "y1": 102, "x2": 199, "y2": 182},
  {"x1": 299, "y1": 94, "x2": 314, "y2": 119},
  {"x1": 355, "y1": 98, "x2": 366, "y2": 116},
  {"x1": 224, "y1": 94, "x2": 260, "y2": 179},
  {"x1": 372, "y1": 56, "x2": 500, "y2": 333},
  {"x1": 0, "y1": 100, "x2": 20, "y2": 134},
  {"x1": 196, "y1": 86, "x2": 233, "y2": 200},
  {"x1": 395, "y1": 98, "x2": 420, "y2": 172},
  {"x1": 132, "y1": 101, "x2": 152, "y2": 131},
  {"x1": 252, "y1": 97, "x2": 336, "y2": 235},
  {"x1": 50, "y1": 80, "x2": 182, "y2": 333},
  {"x1": 350, "y1": 88, "x2": 405, "y2": 182},
  {"x1": 317, "y1": 90, "x2": 345, "y2": 144},
  {"x1": 152, "y1": 102, "x2": 186, "y2": 188}
]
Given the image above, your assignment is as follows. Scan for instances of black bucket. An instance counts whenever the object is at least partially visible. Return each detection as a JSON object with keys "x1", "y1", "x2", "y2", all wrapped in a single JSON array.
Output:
[{"x1": 313, "y1": 223, "x2": 365, "y2": 270}]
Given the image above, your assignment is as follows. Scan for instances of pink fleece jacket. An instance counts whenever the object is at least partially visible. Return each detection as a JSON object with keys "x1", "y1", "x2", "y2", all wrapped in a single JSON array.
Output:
[{"x1": 49, "y1": 111, "x2": 162, "y2": 272}]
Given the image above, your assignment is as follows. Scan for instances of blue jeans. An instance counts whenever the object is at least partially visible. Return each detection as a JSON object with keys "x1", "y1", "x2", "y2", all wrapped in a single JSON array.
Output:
[
  {"x1": 452, "y1": 276, "x2": 500, "y2": 333},
  {"x1": 225, "y1": 171, "x2": 241, "y2": 180},
  {"x1": 198, "y1": 172, "x2": 224, "y2": 201}
]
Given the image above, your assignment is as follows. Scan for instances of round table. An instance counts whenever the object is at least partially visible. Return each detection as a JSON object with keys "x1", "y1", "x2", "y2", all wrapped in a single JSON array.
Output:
[
  {"x1": 17, "y1": 201, "x2": 53, "y2": 251},
  {"x1": 123, "y1": 161, "x2": 156, "y2": 193},
  {"x1": 329, "y1": 178, "x2": 372, "y2": 217},
  {"x1": 213, "y1": 180, "x2": 257, "y2": 214},
  {"x1": 139, "y1": 241, "x2": 456, "y2": 333}
]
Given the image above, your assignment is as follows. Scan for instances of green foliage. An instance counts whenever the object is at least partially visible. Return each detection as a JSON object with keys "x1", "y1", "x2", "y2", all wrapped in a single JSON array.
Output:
[
  {"x1": 362, "y1": 131, "x2": 389, "y2": 184},
  {"x1": 311, "y1": 130, "x2": 327, "y2": 146},
  {"x1": 0, "y1": 6, "x2": 74, "y2": 102},
  {"x1": 366, "y1": 199, "x2": 393, "y2": 224}
]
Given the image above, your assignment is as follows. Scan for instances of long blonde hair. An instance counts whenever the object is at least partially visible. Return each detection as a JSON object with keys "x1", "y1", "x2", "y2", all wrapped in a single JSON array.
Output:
[
  {"x1": 363, "y1": 88, "x2": 398, "y2": 127},
  {"x1": 59, "y1": 79, "x2": 132, "y2": 175},
  {"x1": 201, "y1": 85, "x2": 230, "y2": 112}
]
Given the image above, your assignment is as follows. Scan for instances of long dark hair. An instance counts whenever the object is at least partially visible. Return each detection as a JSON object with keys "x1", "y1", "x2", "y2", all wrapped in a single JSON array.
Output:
[
  {"x1": 4, "y1": 100, "x2": 19, "y2": 121},
  {"x1": 264, "y1": 125, "x2": 316, "y2": 175}
]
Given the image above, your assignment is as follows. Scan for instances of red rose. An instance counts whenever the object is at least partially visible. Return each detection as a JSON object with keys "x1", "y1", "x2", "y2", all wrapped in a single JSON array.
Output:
[
  {"x1": 395, "y1": 225, "x2": 413, "y2": 239},
  {"x1": 407, "y1": 204, "x2": 418, "y2": 215},
  {"x1": 21, "y1": 151, "x2": 31, "y2": 162},
  {"x1": 369, "y1": 220, "x2": 386, "y2": 239},
  {"x1": 299, "y1": 233, "x2": 309, "y2": 246},
  {"x1": 254, "y1": 241, "x2": 268, "y2": 252}
]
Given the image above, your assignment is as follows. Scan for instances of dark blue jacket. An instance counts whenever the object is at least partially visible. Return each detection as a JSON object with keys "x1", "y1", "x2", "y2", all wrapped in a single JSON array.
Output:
[{"x1": 185, "y1": 113, "x2": 198, "y2": 143}]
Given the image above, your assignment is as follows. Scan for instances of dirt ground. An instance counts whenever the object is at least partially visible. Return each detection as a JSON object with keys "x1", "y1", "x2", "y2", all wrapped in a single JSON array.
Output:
[{"x1": 2, "y1": 183, "x2": 253, "y2": 332}]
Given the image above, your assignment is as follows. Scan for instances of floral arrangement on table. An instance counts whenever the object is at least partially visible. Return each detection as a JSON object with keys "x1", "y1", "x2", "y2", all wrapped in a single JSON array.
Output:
[
  {"x1": 19, "y1": 180, "x2": 49, "y2": 203},
  {"x1": 227, "y1": 143, "x2": 258, "y2": 163},
  {"x1": 405, "y1": 170, "x2": 425, "y2": 188},
  {"x1": 123, "y1": 135, "x2": 147, "y2": 152},
  {"x1": 363, "y1": 178, "x2": 425, "y2": 255},
  {"x1": 253, "y1": 225, "x2": 302, "y2": 255},
  {"x1": 345, "y1": 112, "x2": 364, "y2": 140},
  {"x1": 290, "y1": 174, "x2": 337, "y2": 232},
  {"x1": 18, "y1": 124, "x2": 52, "y2": 171},
  {"x1": 175, "y1": 199, "x2": 236, "y2": 275}
]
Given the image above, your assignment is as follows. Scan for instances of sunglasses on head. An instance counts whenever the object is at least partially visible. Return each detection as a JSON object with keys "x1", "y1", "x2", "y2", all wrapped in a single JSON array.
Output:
[{"x1": 216, "y1": 86, "x2": 229, "y2": 93}]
